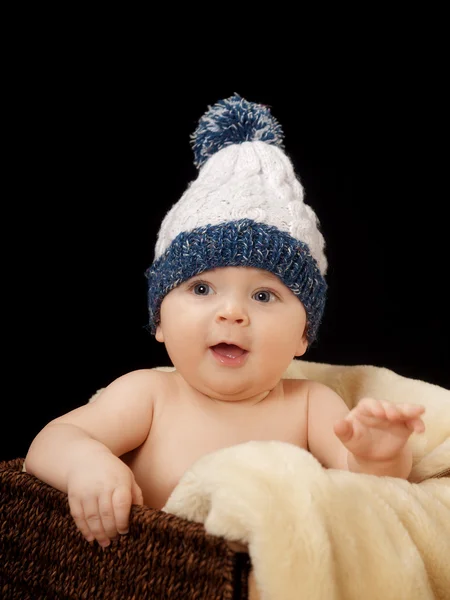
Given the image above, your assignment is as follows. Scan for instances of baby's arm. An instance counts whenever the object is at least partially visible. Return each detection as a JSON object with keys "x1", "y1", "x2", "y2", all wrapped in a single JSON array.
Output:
[
  {"x1": 25, "y1": 369, "x2": 157, "y2": 547},
  {"x1": 306, "y1": 381, "x2": 425, "y2": 478}
]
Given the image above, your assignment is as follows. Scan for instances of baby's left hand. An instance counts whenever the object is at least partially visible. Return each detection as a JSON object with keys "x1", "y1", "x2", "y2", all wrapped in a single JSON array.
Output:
[{"x1": 334, "y1": 398, "x2": 425, "y2": 463}]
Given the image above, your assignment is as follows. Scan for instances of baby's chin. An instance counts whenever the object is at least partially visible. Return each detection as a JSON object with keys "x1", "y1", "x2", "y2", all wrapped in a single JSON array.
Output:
[{"x1": 191, "y1": 374, "x2": 276, "y2": 406}]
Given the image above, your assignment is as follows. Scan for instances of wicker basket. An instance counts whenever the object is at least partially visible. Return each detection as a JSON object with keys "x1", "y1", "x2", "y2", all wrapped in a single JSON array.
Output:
[{"x1": 0, "y1": 458, "x2": 250, "y2": 599}]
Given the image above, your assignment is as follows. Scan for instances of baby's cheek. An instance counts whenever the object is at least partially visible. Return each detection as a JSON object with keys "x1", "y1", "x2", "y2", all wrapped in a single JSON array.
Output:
[{"x1": 259, "y1": 334, "x2": 297, "y2": 370}]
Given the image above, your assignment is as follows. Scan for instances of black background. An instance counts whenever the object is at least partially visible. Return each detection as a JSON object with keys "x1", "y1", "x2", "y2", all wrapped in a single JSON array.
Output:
[{"x1": 3, "y1": 39, "x2": 449, "y2": 462}]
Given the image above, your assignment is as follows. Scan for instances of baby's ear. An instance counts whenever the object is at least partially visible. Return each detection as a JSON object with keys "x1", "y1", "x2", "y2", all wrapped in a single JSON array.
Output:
[
  {"x1": 295, "y1": 331, "x2": 308, "y2": 357},
  {"x1": 155, "y1": 325, "x2": 164, "y2": 343}
]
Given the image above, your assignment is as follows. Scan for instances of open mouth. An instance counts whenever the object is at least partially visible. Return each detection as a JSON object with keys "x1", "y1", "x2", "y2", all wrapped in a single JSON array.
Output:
[{"x1": 209, "y1": 343, "x2": 249, "y2": 367}]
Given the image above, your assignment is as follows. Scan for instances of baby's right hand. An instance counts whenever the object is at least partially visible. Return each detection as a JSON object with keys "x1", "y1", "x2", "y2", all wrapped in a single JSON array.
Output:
[{"x1": 67, "y1": 451, "x2": 144, "y2": 547}]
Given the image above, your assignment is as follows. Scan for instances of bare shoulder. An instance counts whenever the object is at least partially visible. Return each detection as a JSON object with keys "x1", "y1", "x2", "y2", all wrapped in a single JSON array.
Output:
[
  {"x1": 304, "y1": 378, "x2": 339, "y2": 397},
  {"x1": 283, "y1": 377, "x2": 349, "y2": 415},
  {"x1": 92, "y1": 368, "x2": 175, "y2": 404},
  {"x1": 281, "y1": 377, "x2": 324, "y2": 398},
  {"x1": 49, "y1": 368, "x2": 177, "y2": 456}
]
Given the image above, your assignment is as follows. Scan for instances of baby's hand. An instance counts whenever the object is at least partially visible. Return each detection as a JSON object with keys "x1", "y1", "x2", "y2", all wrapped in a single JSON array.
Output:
[
  {"x1": 334, "y1": 398, "x2": 425, "y2": 463},
  {"x1": 67, "y1": 451, "x2": 143, "y2": 548}
]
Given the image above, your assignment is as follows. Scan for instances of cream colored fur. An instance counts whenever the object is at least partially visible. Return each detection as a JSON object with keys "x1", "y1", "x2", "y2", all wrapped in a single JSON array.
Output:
[{"x1": 163, "y1": 359, "x2": 450, "y2": 600}]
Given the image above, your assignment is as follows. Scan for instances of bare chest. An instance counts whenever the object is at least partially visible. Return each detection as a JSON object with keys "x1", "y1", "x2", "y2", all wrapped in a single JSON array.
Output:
[{"x1": 122, "y1": 388, "x2": 308, "y2": 509}]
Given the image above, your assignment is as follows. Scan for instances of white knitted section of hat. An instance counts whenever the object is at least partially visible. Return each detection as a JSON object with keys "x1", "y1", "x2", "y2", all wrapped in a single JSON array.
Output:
[{"x1": 154, "y1": 141, "x2": 327, "y2": 275}]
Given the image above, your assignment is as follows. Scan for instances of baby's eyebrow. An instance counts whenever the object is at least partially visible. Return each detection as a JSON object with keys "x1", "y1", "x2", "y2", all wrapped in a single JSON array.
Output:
[
  {"x1": 256, "y1": 272, "x2": 282, "y2": 285},
  {"x1": 181, "y1": 275, "x2": 210, "y2": 288}
]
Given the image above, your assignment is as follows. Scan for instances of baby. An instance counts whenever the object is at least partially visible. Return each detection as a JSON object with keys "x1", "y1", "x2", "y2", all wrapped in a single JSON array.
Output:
[{"x1": 25, "y1": 95, "x2": 425, "y2": 549}]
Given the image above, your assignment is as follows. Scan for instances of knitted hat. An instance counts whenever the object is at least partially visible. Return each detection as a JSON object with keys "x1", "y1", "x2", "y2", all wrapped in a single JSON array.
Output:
[{"x1": 146, "y1": 94, "x2": 327, "y2": 342}]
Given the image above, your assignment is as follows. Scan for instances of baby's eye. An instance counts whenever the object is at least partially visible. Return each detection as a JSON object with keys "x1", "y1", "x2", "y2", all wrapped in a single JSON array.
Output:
[
  {"x1": 192, "y1": 283, "x2": 213, "y2": 296},
  {"x1": 253, "y1": 290, "x2": 275, "y2": 303}
]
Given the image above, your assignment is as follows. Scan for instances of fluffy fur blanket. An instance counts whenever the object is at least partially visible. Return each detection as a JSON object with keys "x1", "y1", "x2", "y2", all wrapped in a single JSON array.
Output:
[
  {"x1": 164, "y1": 360, "x2": 450, "y2": 600},
  {"x1": 5, "y1": 360, "x2": 449, "y2": 599}
]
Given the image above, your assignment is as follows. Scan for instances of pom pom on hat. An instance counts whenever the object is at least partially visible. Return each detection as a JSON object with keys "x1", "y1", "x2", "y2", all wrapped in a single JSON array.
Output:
[
  {"x1": 191, "y1": 93, "x2": 285, "y2": 168},
  {"x1": 146, "y1": 94, "x2": 328, "y2": 343}
]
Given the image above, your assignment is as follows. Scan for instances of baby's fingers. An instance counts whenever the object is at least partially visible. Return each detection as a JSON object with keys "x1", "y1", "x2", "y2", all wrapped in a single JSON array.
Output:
[
  {"x1": 381, "y1": 402, "x2": 426, "y2": 425},
  {"x1": 70, "y1": 494, "x2": 110, "y2": 547},
  {"x1": 394, "y1": 404, "x2": 426, "y2": 433},
  {"x1": 334, "y1": 418, "x2": 354, "y2": 443},
  {"x1": 131, "y1": 479, "x2": 144, "y2": 506},
  {"x1": 405, "y1": 417, "x2": 426, "y2": 434},
  {"x1": 69, "y1": 496, "x2": 94, "y2": 543},
  {"x1": 112, "y1": 485, "x2": 133, "y2": 535},
  {"x1": 98, "y1": 492, "x2": 120, "y2": 542},
  {"x1": 356, "y1": 398, "x2": 387, "y2": 421},
  {"x1": 393, "y1": 403, "x2": 426, "y2": 418},
  {"x1": 83, "y1": 496, "x2": 111, "y2": 548},
  {"x1": 380, "y1": 401, "x2": 405, "y2": 420}
]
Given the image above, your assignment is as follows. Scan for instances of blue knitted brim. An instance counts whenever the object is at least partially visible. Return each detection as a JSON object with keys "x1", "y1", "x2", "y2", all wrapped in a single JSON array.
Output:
[{"x1": 145, "y1": 219, "x2": 327, "y2": 343}]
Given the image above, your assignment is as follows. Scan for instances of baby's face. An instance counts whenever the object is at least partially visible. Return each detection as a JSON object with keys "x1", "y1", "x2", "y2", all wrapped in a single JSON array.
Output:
[{"x1": 156, "y1": 266, "x2": 308, "y2": 402}]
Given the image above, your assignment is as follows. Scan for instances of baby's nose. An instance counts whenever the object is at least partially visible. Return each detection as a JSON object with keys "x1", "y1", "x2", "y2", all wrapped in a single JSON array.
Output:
[{"x1": 215, "y1": 300, "x2": 249, "y2": 326}]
